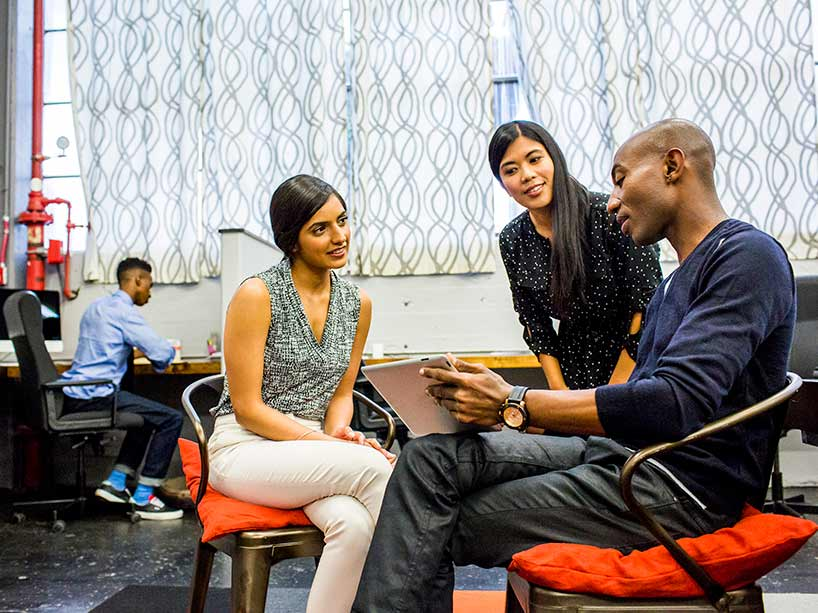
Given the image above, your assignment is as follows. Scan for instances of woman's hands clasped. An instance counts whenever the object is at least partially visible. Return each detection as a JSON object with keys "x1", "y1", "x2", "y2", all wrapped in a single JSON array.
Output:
[{"x1": 329, "y1": 425, "x2": 397, "y2": 464}]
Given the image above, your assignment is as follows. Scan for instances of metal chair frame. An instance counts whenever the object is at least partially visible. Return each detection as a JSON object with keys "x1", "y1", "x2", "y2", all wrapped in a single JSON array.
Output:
[
  {"x1": 180, "y1": 373, "x2": 395, "y2": 613},
  {"x1": 506, "y1": 373, "x2": 803, "y2": 613}
]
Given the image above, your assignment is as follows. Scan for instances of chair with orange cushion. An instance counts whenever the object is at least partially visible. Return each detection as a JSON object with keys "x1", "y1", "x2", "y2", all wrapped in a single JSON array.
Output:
[
  {"x1": 179, "y1": 374, "x2": 395, "y2": 613},
  {"x1": 505, "y1": 372, "x2": 818, "y2": 613}
]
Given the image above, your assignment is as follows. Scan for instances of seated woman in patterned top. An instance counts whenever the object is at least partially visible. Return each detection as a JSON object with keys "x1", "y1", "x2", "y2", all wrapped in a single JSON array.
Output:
[
  {"x1": 208, "y1": 175, "x2": 394, "y2": 613},
  {"x1": 489, "y1": 120, "x2": 662, "y2": 390}
]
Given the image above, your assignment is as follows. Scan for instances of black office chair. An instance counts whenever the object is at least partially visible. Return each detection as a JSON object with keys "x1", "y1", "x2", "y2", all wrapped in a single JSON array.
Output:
[
  {"x1": 765, "y1": 275, "x2": 818, "y2": 516},
  {"x1": 2, "y1": 291, "x2": 143, "y2": 530}
]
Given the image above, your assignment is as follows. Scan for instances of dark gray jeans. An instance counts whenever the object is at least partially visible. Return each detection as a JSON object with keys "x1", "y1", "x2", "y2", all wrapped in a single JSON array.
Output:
[
  {"x1": 352, "y1": 429, "x2": 736, "y2": 613},
  {"x1": 63, "y1": 391, "x2": 183, "y2": 486}
]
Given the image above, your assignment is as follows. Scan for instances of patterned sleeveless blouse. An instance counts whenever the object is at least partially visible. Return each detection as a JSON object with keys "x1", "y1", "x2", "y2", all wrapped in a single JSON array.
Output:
[{"x1": 211, "y1": 259, "x2": 361, "y2": 421}]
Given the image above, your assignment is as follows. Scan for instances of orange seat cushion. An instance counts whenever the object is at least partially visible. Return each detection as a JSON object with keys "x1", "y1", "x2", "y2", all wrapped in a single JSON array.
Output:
[
  {"x1": 178, "y1": 438, "x2": 312, "y2": 543},
  {"x1": 508, "y1": 505, "x2": 817, "y2": 598}
]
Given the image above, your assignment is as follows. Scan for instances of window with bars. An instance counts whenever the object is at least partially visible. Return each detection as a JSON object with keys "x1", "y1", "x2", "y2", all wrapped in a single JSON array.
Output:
[
  {"x1": 489, "y1": 0, "x2": 531, "y2": 232},
  {"x1": 41, "y1": 0, "x2": 86, "y2": 251}
]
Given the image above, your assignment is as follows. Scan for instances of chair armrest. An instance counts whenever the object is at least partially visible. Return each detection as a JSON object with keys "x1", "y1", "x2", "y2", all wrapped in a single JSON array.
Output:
[
  {"x1": 42, "y1": 379, "x2": 120, "y2": 426},
  {"x1": 43, "y1": 378, "x2": 116, "y2": 389},
  {"x1": 619, "y1": 372, "x2": 803, "y2": 608},
  {"x1": 352, "y1": 390, "x2": 396, "y2": 450},
  {"x1": 180, "y1": 374, "x2": 223, "y2": 507}
]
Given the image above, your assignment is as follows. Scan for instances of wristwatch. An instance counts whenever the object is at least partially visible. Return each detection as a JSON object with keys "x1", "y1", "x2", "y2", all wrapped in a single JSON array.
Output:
[{"x1": 499, "y1": 385, "x2": 530, "y2": 431}]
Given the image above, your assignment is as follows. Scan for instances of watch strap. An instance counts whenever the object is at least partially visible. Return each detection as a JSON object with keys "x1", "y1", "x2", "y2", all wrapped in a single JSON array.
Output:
[{"x1": 508, "y1": 385, "x2": 529, "y2": 404}]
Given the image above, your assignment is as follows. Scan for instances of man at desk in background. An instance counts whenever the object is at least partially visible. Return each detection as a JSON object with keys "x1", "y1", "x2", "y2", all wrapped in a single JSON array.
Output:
[{"x1": 60, "y1": 258, "x2": 183, "y2": 520}]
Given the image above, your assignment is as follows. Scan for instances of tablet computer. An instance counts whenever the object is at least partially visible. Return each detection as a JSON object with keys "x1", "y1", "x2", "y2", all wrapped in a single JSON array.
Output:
[{"x1": 361, "y1": 355, "x2": 478, "y2": 436}]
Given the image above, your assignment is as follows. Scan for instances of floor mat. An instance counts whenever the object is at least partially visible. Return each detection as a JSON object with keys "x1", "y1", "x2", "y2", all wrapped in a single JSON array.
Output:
[
  {"x1": 90, "y1": 586, "x2": 230, "y2": 612},
  {"x1": 90, "y1": 585, "x2": 507, "y2": 612}
]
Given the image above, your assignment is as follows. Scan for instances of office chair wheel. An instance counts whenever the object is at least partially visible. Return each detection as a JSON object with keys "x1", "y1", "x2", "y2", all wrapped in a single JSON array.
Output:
[
  {"x1": 51, "y1": 519, "x2": 66, "y2": 533},
  {"x1": 10, "y1": 512, "x2": 26, "y2": 525},
  {"x1": 128, "y1": 511, "x2": 141, "y2": 524}
]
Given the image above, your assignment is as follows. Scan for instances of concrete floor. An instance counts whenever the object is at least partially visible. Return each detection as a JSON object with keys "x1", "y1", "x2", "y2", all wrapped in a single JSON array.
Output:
[{"x1": 0, "y1": 490, "x2": 816, "y2": 612}]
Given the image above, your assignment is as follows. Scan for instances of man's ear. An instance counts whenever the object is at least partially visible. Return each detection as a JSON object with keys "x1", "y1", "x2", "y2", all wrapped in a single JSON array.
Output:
[{"x1": 664, "y1": 149, "x2": 685, "y2": 184}]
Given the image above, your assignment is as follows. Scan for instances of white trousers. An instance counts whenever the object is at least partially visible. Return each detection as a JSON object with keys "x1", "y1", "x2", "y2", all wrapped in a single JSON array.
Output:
[{"x1": 209, "y1": 414, "x2": 392, "y2": 613}]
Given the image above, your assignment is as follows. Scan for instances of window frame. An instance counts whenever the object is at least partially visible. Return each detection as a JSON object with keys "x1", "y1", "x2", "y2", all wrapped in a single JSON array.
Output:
[{"x1": 41, "y1": 11, "x2": 87, "y2": 252}]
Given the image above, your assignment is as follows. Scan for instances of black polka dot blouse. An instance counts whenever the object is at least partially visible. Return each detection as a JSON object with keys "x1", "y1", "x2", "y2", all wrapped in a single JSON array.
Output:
[{"x1": 498, "y1": 192, "x2": 663, "y2": 390}]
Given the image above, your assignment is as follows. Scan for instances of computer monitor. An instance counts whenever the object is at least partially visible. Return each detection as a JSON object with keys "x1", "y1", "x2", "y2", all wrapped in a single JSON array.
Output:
[{"x1": 0, "y1": 288, "x2": 64, "y2": 355}]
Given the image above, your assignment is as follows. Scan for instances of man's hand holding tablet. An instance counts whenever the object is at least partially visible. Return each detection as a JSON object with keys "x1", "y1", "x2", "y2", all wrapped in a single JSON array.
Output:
[
  {"x1": 422, "y1": 353, "x2": 514, "y2": 427},
  {"x1": 362, "y1": 355, "x2": 490, "y2": 435}
]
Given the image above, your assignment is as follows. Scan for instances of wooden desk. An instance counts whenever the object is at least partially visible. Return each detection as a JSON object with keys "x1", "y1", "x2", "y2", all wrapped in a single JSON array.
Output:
[
  {"x1": 0, "y1": 354, "x2": 537, "y2": 379},
  {"x1": 134, "y1": 359, "x2": 221, "y2": 376},
  {"x1": 0, "y1": 358, "x2": 222, "y2": 380}
]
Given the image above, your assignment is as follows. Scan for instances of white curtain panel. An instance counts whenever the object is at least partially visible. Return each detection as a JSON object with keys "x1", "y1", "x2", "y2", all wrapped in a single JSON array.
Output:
[
  {"x1": 69, "y1": 0, "x2": 203, "y2": 283},
  {"x1": 349, "y1": 0, "x2": 496, "y2": 275},
  {"x1": 515, "y1": 0, "x2": 818, "y2": 259},
  {"x1": 200, "y1": 0, "x2": 349, "y2": 272},
  {"x1": 70, "y1": 0, "x2": 347, "y2": 283}
]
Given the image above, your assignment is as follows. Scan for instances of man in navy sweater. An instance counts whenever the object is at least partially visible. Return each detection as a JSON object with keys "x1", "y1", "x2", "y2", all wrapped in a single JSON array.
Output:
[{"x1": 353, "y1": 119, "x2": 796, "y2": 613}]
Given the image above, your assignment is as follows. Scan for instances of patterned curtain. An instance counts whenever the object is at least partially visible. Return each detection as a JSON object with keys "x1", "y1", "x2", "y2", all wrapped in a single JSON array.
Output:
[
  {"x1": 199, "y1": 0, "x2": 348, "y2": 273},
  {"x1": 513, "y1": 0, "x2": 818, "y2": 259},
  {"x1": 68, "y1": 1, "x2": 203, "y2": 283},
  {"x1": 69, "y1": 0, "x2": 347, "y2": 283},
  {"x1": 348, "y1": 0, "x2": 496, "y2": 275}
]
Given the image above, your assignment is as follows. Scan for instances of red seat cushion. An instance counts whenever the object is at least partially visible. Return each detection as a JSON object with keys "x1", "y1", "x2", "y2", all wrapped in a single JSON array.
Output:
[
  {"x1": 178, "y1": 438, "x2": 312, "y2": 543},
  {"x1": 508, "y1": 505, "x2": 817, "y2": 598}
]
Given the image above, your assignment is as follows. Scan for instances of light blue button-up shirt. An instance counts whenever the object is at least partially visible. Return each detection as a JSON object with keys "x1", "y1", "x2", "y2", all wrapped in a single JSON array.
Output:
[{"x1": 61, "y1": 290, "x2": 175, "y2": 399}]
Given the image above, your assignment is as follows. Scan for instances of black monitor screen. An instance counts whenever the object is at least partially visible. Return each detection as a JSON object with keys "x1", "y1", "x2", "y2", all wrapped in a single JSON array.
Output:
[{"x1": 0, "y1": 288, "x2": 62, "y2": 341}]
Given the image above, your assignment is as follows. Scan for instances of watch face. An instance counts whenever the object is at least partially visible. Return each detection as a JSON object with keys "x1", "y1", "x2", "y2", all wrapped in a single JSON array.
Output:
[{"x1": 503, "y1": 405, "x2": 524, "y2": 429}]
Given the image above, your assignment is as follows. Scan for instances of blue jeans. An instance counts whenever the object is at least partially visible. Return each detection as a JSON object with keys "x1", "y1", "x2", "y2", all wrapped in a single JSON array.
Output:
[
  {"x1": 63, "y1": 391, "x2": 183, "y2": 487},
  {"x1": 352, "y1": 430, "x2": 736, "y2": 613}
]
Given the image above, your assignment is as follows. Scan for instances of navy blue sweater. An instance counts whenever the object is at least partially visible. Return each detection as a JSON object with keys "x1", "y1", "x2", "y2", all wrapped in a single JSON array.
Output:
[{"x1": 596, "y1": 220, "x2": 795, "y2": 517}]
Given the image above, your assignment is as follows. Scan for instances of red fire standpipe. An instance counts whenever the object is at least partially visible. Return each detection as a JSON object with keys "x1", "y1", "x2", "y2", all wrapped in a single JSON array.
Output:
[
  {"x1": 43, "y1": 198, "x2": 80, "y2": 300},
  {"x1": 16, "y1": 0, "x2": 81, "y2": 299}
]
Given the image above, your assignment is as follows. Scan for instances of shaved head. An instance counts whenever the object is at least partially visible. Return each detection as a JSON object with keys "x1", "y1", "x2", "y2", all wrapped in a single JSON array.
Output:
[
  {"x1": 622, "y1": 118, "x2": 717, "y2": 187},
  {"x1": 608, "y1": 118, "x2": 727, "y2": 257}
]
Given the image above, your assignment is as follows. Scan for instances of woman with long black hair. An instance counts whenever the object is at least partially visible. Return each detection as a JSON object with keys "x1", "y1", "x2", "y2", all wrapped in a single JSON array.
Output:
[{"x1": 489, "y1": 120, "x2": 662, "y2": 390}]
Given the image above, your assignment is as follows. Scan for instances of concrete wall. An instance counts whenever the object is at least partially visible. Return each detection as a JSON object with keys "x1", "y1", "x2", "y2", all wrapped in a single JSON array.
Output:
[
  {"x1": 217, "y1": 228, "x2": 528, "y2": 357},
  {"x1": 45, "y1": 232, "x2": 818, "y2": 365},
  {"x1": 52, "y1": 276, "x2": 221, "y2": 362},
  {"x1": 52, "y1": 230, "x2": 528, "y2": 362}
]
